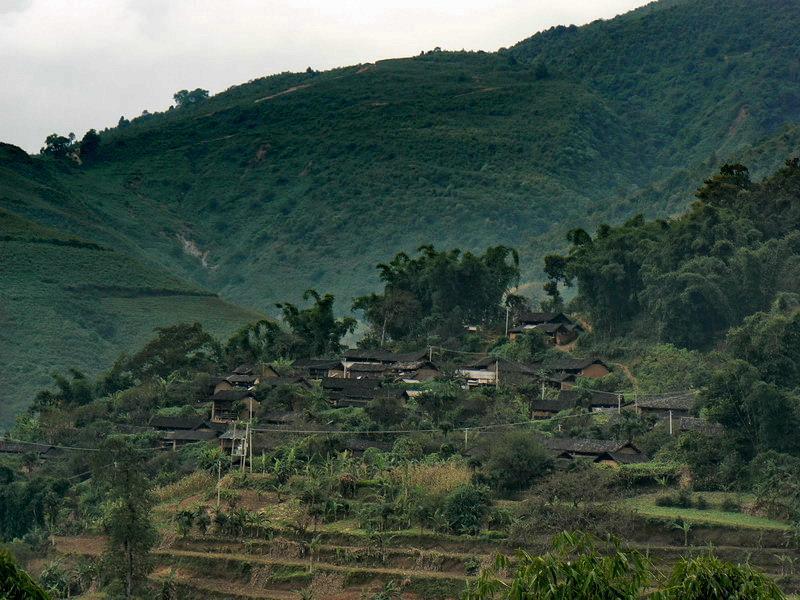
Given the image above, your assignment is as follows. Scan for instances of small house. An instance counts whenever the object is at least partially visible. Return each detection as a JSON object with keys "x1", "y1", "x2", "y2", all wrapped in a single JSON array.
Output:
[
  {"x1": 529, "y1": 397, "x2": 575, "y2": 419},
  {"x1": 543, "y1": 437, "x2": 647, "y2": 465},
  {"x1": 292, "y1": 358, "x2": 342, "y2": 379},
  {"x1": 457, "y1": 357, "x2": 538, "y2": 388},
  {"x1": 344, "y1": 362, "x2": 388, "y2": 380},
  {"x1": 210, "y1": 390, "x2": 260, "y2": 423},
  {"x1": 321, "y1": 377, "x2": 404, "y2": 408},
  {"x1": 635, "y1": 393, "x2": 695, "y2": 419},
  {"x1": 557, "y1": 389, "x2": 621, "y2": 411},
  {"x1": 539, "y1": 357, "x2": 610, "y2": 389},
  {"x1": 149, "y1": 415, "x2": 221, "y2": 450},
  {"x1": 388, "y1": 360, "x2": 439, "y2": 383}
]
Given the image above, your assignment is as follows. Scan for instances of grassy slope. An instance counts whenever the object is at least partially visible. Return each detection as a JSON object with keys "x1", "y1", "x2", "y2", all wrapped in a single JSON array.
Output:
[
  {"x1": 5, "y1": 0, "x2": 800, "y2": 314},
  {"x1": 0, "y1": 205, "x2": 262, "y2": 424}
]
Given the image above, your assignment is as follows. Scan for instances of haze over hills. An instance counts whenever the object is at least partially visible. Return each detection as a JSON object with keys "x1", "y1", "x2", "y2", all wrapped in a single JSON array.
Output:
[{"x1": 2, "y1": 0, "x2": 800, "y2": 419}]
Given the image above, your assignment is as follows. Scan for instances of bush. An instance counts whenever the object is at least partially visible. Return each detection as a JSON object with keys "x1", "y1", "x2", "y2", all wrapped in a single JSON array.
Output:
[
  {"x1": 442, "y1": 484, "x2": 491, "y2": 535},
  {"x1": 720, "y1": 498, "x2": 741, "y2": 513},
  {"x1": 693, "y1": 495, "x2": 709, "y2": 510},
  {"x1": 655, "y1": 494, "x2": 675, "y2": 507},
  {"x1": 483, "y1": 431, "x2": 553, "y2": 493}
]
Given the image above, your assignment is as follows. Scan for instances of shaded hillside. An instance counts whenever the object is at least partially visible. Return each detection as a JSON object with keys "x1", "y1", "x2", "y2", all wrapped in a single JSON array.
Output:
[{"x1": 0, "y1": 206, "x2": 261, "y2": 423}]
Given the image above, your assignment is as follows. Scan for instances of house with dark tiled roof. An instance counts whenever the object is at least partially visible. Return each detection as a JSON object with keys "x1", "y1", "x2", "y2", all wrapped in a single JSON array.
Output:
[
  {"x1": 557, "y1": 389, "x2": 621, "y2": 411},
  {"x1": 543, "y1": 437, "x2": 647, "y2": 466},
  {"x1": 635, "y1": 393, "x2": 695, "y2": 419},
  {"x1": 321, "y1": 377, "x2": 405, "y2": 407},
  {"x1": 0, "y1": 440, "x2": 61, "y2": 459},
  {"x1": 457, "y1": 356, "x2": 539, "y2": 387},
  {"x1": 149, "y1": 415, "x2": 221, "y2": 450},
  {"x1": 292, "y1": 358, "x2": 342, "y2": 379},
  {"x1": 210, "y1": 389, "x2": 259, "y2": 424},
  {"x1": 388, "y1": 360, "x2": 439, "y2": 383},
  {"x1": 678, "y1": 416, "x2": 724, "y2": 436},
  {"x1": 509, "y1": 312, "x2": 584, "y2": 345},
  {"x1": 529, "y1": 397, "x2": 575, "y2": 419},
  {"x1": 536, "y1": 357, "x2": 610, "y2": 389}
]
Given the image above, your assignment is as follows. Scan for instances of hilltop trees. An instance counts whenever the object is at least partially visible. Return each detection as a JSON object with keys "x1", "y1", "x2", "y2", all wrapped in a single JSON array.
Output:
[
  {"x1": 40, "y1": 133, "x2": 75, "y2": 158},
  {"x1": 353, "y1": 245, "x2": 520, "y2": 344},
  {"x1": 173, "y1": 88, "x2": 209, "y2": 108}
]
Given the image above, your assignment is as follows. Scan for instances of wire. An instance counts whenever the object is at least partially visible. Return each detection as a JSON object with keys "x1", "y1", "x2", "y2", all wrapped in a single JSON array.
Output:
[{"x1": 0, "y1": 437, "x2": 102, "y2": 452}]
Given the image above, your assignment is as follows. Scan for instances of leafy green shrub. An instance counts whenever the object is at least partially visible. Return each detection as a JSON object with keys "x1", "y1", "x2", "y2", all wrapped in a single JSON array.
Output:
[
  {"x1": 693, "y1": 495, "x2": 709, "y2": 510},
  {"x1": 720, "y1": 498, "x2": 742, "y2": 513},
  {"x1": 483, "y1": 431, "x2": 553, "y2": 493},
  {"x1": 653, "y1": 555, "x2": 785, "y2": 599},
  {"x1": 443, "y1": 484, "x2": 491, "y2": 535},
  {"x1": 0, "y1": 549, "x2": 51, "y2": 599}
]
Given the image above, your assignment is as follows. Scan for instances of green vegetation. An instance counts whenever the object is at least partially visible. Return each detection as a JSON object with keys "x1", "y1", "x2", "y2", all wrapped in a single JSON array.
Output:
[
  {"x1": 4, "y1": 0, "x2": 800, "y2": 419},
  {"x1": 0, "y1": 208, "x2": 261, "y2": 423},
  {"x1": 0, "y1": 550, "x2": 51, "y2": 599},
  {"x1": 466, "y1": 531, "x2": 786, "y2": 599}
]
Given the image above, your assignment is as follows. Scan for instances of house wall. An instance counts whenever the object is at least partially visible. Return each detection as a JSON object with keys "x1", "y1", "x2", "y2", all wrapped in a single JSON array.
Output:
[{"x1": 214, "y1": 381, "x2": 234, "y2": 394}]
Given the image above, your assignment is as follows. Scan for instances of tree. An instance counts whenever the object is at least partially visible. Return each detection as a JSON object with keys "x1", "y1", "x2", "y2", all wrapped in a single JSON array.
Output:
[
  {"x1": 93, "y1": 437, "x2": 157, "y2": 599},
  {"x1": 33, "y1": 369, "x2": 94, "y2": 411},
  {"x1": 104, "y1": 322, "x2": 221, "y2": 388},
  {"x1": 173, "y1": 88, "x2": 209, "y2": 108},
  {"x1": 483, "y1": 431, "x2": 553, "y2": 492},
  {"x1": 40, "y1": 133, "x2": 75, "y2": 158},
  {"x1": 0, "y1": 550, "x2": 51, "y2": 600},
  {"x1": 224, "y1": 319, "x2": 289, "y2": 366},
  {"x1": 277, "y1": 290, "x2": 356, "y2": 357},
  {"x1": 79, "y1": 129, "x2": 101, "y2": 161},
  {"x1": 353, "y1": 245, "x2": 519, "y2": 343}
]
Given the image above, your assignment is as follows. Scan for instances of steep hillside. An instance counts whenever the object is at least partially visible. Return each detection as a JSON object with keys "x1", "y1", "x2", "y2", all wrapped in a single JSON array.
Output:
[
  {"x1": 4, "y1": 0, "x2": 800, "y2": 313},
  {"x1": 0, "y1": 203, "x2": 261, "y2": 423}
]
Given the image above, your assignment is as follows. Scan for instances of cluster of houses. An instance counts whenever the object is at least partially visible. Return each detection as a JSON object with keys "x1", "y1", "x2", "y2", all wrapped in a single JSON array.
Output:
[{"x1": 135, "y1": 310, "x2": 713, "y2": 468}]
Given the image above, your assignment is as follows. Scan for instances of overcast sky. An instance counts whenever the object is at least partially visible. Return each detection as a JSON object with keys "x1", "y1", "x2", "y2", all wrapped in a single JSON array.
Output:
[{"x1": 1, "y1": 0, "x2": 649, "y2": 153}]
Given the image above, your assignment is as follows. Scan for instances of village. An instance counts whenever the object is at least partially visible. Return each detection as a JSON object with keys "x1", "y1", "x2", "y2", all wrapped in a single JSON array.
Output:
[{"x1": 104, "y1": 310, "x2": 710, "y2": 471}]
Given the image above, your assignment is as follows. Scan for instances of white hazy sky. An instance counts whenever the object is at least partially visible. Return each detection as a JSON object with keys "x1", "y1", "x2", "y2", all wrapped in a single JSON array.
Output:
[{"x1": 1, "y1": 0, "x2": 650, "y2": 153}]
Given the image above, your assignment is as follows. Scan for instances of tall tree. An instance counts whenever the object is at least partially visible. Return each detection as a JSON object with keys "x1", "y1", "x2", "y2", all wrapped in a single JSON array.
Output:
[
  {"x1": 276, "y1": 290, "x2": 356, "y2": 357},
  {"x1": 93, "y1": 437, "x2": 157, "y2": 599}
]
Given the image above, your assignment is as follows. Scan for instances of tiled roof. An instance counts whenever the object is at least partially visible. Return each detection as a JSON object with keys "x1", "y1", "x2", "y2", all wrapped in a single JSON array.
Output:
[
  {"x1": 637, "y1": 394, "x2": 695, "y2": 411},
  {"x1": 149, "y1": 415, "x2": 207, "y2": 430}
]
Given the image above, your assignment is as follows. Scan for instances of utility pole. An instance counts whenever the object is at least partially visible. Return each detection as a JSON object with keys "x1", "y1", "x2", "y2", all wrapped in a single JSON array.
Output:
[
  {"x1": 429, "y1": 346, "x2": 433, "y2": 362},
  {"x1": 495, "y1": 361, "x2": 499, "y2": 388},
  {"x1": 463, "y1": 428, "x2": 469, "y2": 452},
  {"x1": 505, "y1": 305, "x2": 510, "y2": 337},
  {"x1": 618, "y1": 393, "x2": 623, "y2": 414},
  {"x1": 216, "y1": 460, "x2": 221, "y2": 509},
  {"x1": 669, "y1": 410, "x2": 674, "y2": 436}
]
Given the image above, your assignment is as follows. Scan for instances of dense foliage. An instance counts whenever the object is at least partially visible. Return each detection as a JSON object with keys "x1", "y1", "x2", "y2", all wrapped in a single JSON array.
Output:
[{"x1": 353, "y1": 245, "x2": 519, "y2": 344}]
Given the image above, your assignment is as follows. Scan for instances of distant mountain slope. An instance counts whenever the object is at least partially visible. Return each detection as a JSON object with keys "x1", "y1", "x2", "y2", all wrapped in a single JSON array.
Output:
[
  {"x1": 2, "y1": 0, "x2": 800, "y2": 420},
  {"x1": 0, "y1": 204, "x2": 261, "y2": 423}
]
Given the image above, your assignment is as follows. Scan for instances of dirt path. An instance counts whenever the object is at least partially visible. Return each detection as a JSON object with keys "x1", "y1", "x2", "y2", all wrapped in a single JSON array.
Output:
[
  {"x1": 254, "y1": 84, "x2": 311, "y2": 103},
  {"x1": 611, "y1": 362, "x2": 638, "y2": 387}
]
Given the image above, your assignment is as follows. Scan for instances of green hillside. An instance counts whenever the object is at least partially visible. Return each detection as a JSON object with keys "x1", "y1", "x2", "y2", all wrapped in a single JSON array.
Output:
[
  {"x1": 3, "y1": 0, "x2": 800, "y2": 418},
  {"x1": 0, "y1": 203, "x2": 261, "y2": 423}
]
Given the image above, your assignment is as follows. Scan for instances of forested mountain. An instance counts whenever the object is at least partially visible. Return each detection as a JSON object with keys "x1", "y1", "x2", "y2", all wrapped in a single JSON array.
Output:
[{"x1": 3, "y1": 0, "x2": 800, "y2": 419}]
